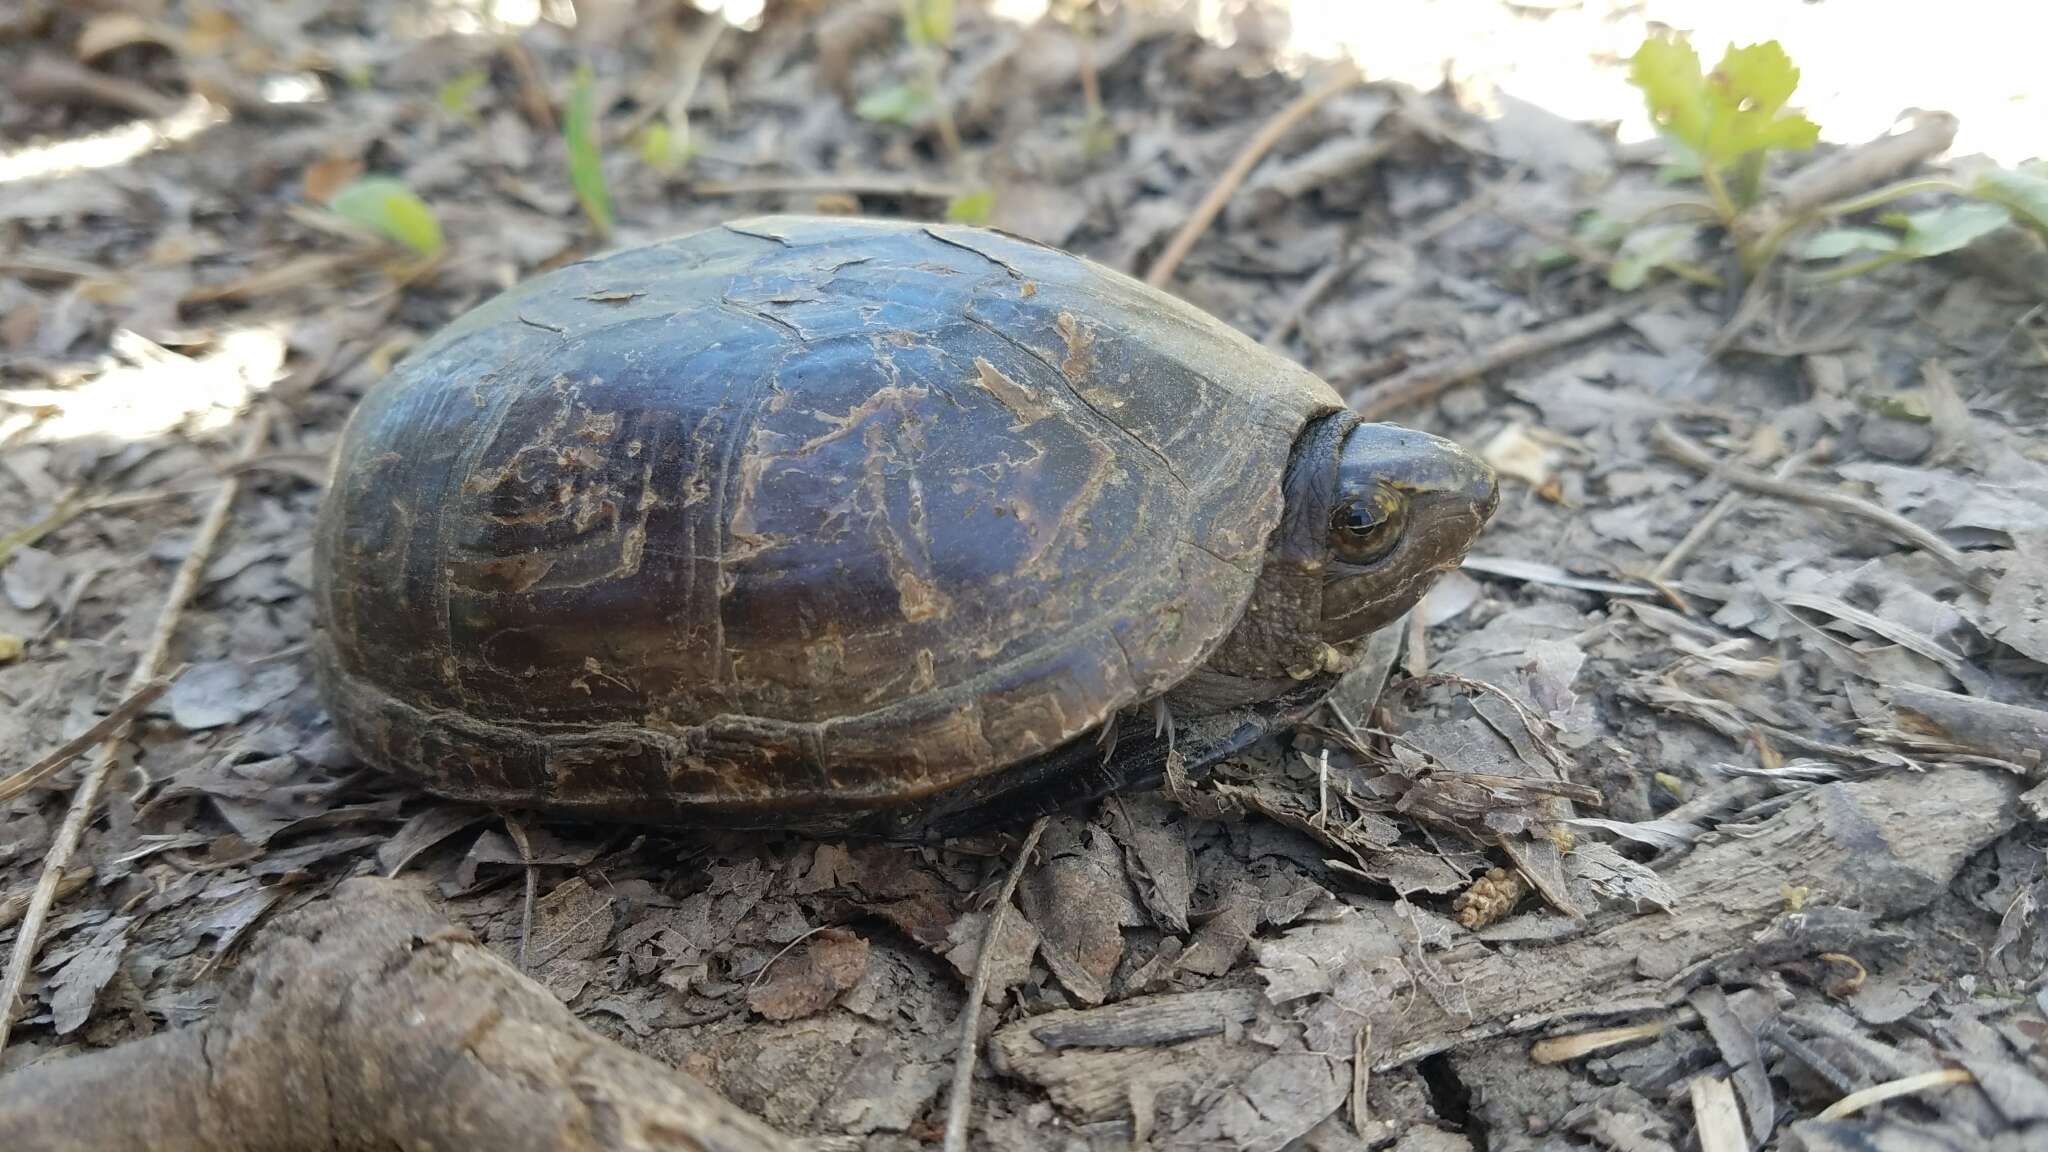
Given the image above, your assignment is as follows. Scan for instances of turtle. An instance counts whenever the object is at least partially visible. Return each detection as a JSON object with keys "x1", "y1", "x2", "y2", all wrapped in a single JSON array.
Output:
[{"x1": 311, "y1": 216, "x2": 1497, "y2": 837}]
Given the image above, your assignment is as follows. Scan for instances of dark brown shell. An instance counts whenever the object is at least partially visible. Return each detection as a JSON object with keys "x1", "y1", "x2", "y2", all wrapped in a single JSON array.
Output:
[{"x1": 312, "y1": 216, "x2": 1346, "y2": 823}]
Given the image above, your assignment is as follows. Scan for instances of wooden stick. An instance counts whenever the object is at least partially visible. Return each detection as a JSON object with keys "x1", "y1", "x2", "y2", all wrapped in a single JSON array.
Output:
[
  {"x1": 1651, "y1": 446, "x2": 1820, "y2": 581},
  {"x1": 1771, "y1": 113, "x2": 1959, "y2": 222},
  {"x1": 0, "y1": 668, "x2": 181, "y2": 805},
  {"x1": 0, "y1": 408, "x2": 270, "y2": 1055},
  {"x1": 1649, "y1": 420, "x2": 1985, "y2": 591},
  {"x1": 0, "y1": 869, "x2": 90, "y2": 932},
  {"x1": 1349, "y1": 294, "x2": 1657, "y2": 419},
  {"x1": 943, "y1": 815, "x2": 1050, "y2": 1152},
  {"x1": 1145, "y1": 62, "x2": 1362, "y2": 288},
  {"x1": 1816, "y1": 1067, "x2": 1975, "y2": 1120},
  {"x1": 1262, "y1": 248, "x2": 1355, "y2": 347}
]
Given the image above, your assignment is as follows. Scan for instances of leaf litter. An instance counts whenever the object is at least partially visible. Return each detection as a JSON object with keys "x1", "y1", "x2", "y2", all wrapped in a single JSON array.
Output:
[{"x1": 0, "y1": 2, "x2": 2044, "y2": 1149}]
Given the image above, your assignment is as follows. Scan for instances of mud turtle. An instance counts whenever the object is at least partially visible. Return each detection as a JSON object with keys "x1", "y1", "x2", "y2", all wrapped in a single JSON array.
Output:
[{"x1": 312, "y1": 216, "x2": 1496, "y2": 835}]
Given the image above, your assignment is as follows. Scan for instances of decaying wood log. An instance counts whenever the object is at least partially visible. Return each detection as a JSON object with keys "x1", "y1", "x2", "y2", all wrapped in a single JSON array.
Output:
[{"x1": 0, "y1": 878, "x2": 793, "y2": 1152}]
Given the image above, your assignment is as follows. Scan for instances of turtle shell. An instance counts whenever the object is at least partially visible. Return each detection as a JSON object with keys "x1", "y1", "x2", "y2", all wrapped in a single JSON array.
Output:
[{"x1": 312, "y1": 216, "x2": 1348, "y2": 824}]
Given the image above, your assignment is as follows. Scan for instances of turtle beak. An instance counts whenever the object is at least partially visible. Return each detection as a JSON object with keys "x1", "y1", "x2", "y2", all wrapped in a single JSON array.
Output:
[{"x1": 1318, "y1": 422, "x2": 1498, "y2": 642}]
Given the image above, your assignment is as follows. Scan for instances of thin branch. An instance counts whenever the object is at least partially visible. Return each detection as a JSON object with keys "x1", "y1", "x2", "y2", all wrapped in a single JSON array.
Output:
[
  {"x1": 942, "y1": 815, "x2": 1050, "y2": 1152},
  {"x1": 0, "y1": 668, "x2": 182, "y2": 805},
  {"x1": 1145, "y1": 62, "x2": 1362, "y2": 288},
  {"x1": 1348, "y1": 294, "x2": 1660, "y2": 419},
  {"x1": 1650, "y1": 420, "x2": 1986, "y2": 592},
  {"x1": 0, "y1": 408, "x2": 271, "y2": 1056},
  {"x1": 1651, "y1": 445, "x2": 1821, "y2": 581},
  {"x1": 505, "y1": 814, "x2": 538, "y2": 971},
  {"x1": 0, "y1": 869, "x2": 90, "y2": 932},
  {"x1": 1262, "y1": 247, "x2": 1355, "y2": 348},
  {"x1": 1816, "y1": 1067, "x2": 1975, "y2": 1120}
]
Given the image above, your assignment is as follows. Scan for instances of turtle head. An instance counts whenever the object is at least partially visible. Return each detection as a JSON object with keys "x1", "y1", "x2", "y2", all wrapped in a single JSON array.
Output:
[{"x1": 1316, "y1": 421, "x2": 1497, "y2": 645}]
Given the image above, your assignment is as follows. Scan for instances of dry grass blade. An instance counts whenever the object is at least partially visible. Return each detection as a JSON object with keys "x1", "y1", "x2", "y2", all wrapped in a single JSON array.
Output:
[
  {"x1": 1650, "y1": 420, "x2": 1987, "y2": 591},
  {"x1": 943, "y1": 814, "x2": 1049, "y2": 1152},
  {"x1": 0, "y1": 667, "x2": 182, "y2": 804},
  {"x1": 0, "y1": 408, "x2": 271, "y2": 1056},
  {"x1": 1144, "y1": 62, "x2": 1362, "y2": 288}
]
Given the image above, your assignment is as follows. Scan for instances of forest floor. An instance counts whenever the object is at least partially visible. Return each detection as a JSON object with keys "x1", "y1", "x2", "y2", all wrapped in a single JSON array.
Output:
[{"x1": 2, "y1": 2, "x2": 2045, "y2": 1150}]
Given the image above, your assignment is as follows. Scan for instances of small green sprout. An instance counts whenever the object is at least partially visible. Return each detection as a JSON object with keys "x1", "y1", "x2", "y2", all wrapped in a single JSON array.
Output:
[
  {"x1": 944, "y1": 188, "x2": 995, "y2": 225},
  {"x1": 1586, "y1": 32, "x2": 2048, "y2": 291},
  {"x1": 565, "y1": 65, "x2": 613, "y2": 239},
  {"x1": 327, "y1": 176, "x2": 444, "y2": 259}
]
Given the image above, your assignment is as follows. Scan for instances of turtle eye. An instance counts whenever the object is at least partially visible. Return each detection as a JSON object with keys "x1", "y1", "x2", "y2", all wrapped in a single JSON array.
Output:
[{"x1": 1330, "y1": 489, "x2": 1407, "y2": 565}]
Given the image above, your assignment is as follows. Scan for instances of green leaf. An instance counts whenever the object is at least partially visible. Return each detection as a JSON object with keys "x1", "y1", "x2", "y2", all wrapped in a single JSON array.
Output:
[
  {"x1": 856, "y1": 82, "x2": 931, "y2": 126},
  {"x1": 327, "y1": 176, "x2": 444, "y2": 258},
  {"x1": 1628, "y1": 34, "x2": 1818, "y2": 168},
  {"x1": 1882, "y1": 202, "x2": 2011, "y2": 256},
  {"x1": 901, "y1": 0, "x2": 954, "y2": 49},
  {"x1": 565, "y1": 65, "x2": 612, "y2": 238},
  {"x1": 1630, "y1": 34, "x2": 1711, "y2": 154},
  {"x1": 1609, "y1": 223, "x2": 1703, "y2": 291},
  {"x1": 438, "y1": 69, "x2": 487, "y2": 121},
  {"x1": 637, "y1": 120, "x2": 695, "y2": 176},
  {"x1": 944, "y1": 188, "x2": 995, "y2": 225},
  {"x1": 1703, "y1": 41, "x2": 1819, "y2": 163},
  {"x1": 1971, "y1": 167, "x2": 2048, "y2": 236},
  {"x1": 1574, "y1": 211, "x2": 1630, "y2": 247},
  {"x1": 1797, "y1": 227, "x2": 1899, "y2": 261}
]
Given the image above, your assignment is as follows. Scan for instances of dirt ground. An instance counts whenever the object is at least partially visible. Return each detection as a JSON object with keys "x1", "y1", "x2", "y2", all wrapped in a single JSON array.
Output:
[{"x1": 2, "y1": 2, "x2": 2046, "y2": 1150}]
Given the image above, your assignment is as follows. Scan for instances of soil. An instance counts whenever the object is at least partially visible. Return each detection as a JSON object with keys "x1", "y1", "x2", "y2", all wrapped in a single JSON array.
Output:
[{"x1": 2, "y1": 2, "x2": 2045, "y2": 1151}]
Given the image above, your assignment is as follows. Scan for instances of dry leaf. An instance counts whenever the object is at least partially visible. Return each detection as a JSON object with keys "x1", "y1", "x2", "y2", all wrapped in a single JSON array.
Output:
[{"x1": 747, "y1": 928, "x2": 870, "y2": 1021}]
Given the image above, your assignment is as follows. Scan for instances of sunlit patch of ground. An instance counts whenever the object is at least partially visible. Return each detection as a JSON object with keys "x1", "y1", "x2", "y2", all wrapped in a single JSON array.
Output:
[{"x1": 1109, "y1": 0, "x2": 2041, "y2": 167}]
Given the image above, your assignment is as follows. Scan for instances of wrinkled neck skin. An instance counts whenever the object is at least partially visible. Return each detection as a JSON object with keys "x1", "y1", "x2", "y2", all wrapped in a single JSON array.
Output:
[{"x1": 1168, "y1": 410, "x2": 1360, "y2": 716}]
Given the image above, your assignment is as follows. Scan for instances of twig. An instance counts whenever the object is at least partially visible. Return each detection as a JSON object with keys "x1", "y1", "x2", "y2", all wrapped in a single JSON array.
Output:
[
  {"x1": 0, "y1": 488, "x2": 86, "y2": 567},
  {"x1": 942, "y1": 815, "x2": 1049, "y2": 1152},
  {"x1": 1649, "y1": 421, "x2": 1986, "y2": 591},
  {"x1": 0, "y1": 253, "x2": 117, "y2": 282},
  {"x1": 0, "y1": 669, "x2": 182, "y2": 805},
  {"x1": 1771, "y1": 113, "x2": 1960, "y2": 223},
  {"x1": 1348, "y1": 294, "x2": 1659, "y2": 419},
  {"x1": 505, "y1": 815, "x2": 538, "y2": 971},
  {"x1": 1651, "y1": 445, "x2": 1820, "y2": 581},
  {"x1": 1350, "y1": 1021, "x2": 1371, "y2": 1135},
  {"x1": 0, "y1": 408, "x2": 270, "y2": 1056},
  {"x1": 1263, "y1": 248, "x2": 1356, "y2": 347},
  {"x1": 1145, "y1": 62, "x2": 1362, "y2": 288},
  {"x1": 614, "y1": 12, "x2": 725, "y2": 144},
  {"x1": 14, "y1": 53, "x2": 180, "y2": 119},
  {"x1": 0, "y1": 869, "x2": 89, "y2": 932},
  {"x1": 1816, "y1": 1067, "x2": 1975, "y2": 1120},
  {"x1": 500, "y1": 35, "x2": 557, "y2": 135}
]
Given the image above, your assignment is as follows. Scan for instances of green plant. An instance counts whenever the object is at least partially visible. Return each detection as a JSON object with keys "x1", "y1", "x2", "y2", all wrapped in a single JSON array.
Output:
[
  {"x1": 944, "y1": 187, "x2": 995, "y2": 225},
  {"x1": 1592, "y1": 32, "x2": 2048, "y2": 291},
  {"x1": 437, "y1": 68, "x2": 487, "y2": 123},
  {"x1": 857, "y1": 0, "x2": 962, "y2": 156},
  {"x1": 565, "y1": 64, "x2": 613, "y2": 239},
  {"x1": 327, "y1": 176, "x2": 444, "y2": 259}
]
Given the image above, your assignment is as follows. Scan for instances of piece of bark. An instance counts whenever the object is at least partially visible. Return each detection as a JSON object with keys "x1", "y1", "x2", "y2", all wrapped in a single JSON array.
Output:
[
  {"x1": 1891, "y1": 686, "x2": 2048, "y2": 777},
  {"x1": 0, "y1": 878, "x2": 793, "y2": 1152}
]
